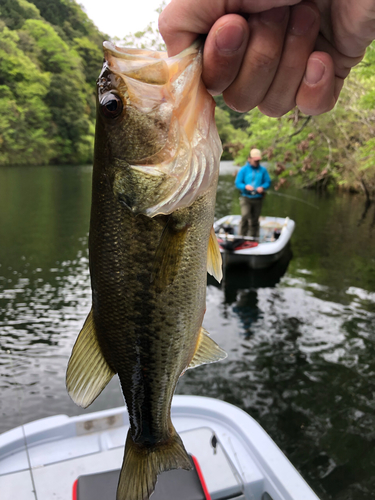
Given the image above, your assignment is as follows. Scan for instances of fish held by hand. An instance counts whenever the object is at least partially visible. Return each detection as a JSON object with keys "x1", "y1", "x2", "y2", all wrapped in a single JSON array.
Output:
[{"x1": 66, "y1": 40, "x2": 225, "y2": 500}]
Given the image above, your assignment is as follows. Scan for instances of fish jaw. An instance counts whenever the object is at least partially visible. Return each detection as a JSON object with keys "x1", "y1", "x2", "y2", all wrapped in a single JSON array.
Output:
[{"x1": 95, "y1": 41, "x2": 222, "y2": 217}]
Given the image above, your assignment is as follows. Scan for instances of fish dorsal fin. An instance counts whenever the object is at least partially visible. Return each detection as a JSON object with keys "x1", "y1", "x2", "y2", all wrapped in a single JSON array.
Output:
[
  {"x1": 187, "y1": 327, "x2": 227, "y2": 370},
  {"x1": 207, "y1": 226, "x2": 223, "y2": 283},
  {"x1": 151, "y1": 218, "x2": 188, "y2": 289},
  {"x1": 66, "y1": 309, "x2": 115, "y2": 408}
]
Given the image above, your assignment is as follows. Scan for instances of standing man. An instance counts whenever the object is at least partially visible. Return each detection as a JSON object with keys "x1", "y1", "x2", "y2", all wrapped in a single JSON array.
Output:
[{"x1": 235, "y1": 148, "x2": 271, "y2": 238}]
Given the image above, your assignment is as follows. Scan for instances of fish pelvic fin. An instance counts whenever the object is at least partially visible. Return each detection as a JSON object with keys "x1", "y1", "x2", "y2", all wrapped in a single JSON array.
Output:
[
  {"x1": 117, "y1": 428, "x2": 192, "y2": 500},
  {"x1": 187, "y1": 326, "x2": 227, "y2": 370},
  {"x1": 66, "y1": 309, "x2": 115, "y2": 408},
  {"x1": 207, "y1": 226, "x2": 223, "y2": 283},
  {"x1": 151, "y1": 217, "x2": 188, "y2": 289}
]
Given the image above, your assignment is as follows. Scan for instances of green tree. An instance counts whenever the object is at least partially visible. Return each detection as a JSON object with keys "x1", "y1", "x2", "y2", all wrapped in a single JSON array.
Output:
[
  {"x1": 0, "y1": 25, "x2": 53, "y2": 165},
  {"x1": 0, "y1": 0, "x2": 41, "y2": 30},
  {"x1": 0, "y1": 0, "x2": 104, "y2": 166},
  {"x1": 215, "y1": 107, "x2": 247, "y2": 160}
]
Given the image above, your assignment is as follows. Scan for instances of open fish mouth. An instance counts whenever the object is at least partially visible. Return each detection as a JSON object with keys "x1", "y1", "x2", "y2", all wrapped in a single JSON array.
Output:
[{"x1": 101, "y1": 41, "x2": 222, "y2": 217}]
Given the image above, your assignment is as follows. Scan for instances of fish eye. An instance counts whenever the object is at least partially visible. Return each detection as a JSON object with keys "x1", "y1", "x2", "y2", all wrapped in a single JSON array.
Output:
[{"x1": 100, "y1": 93, "x2": 123, "y2": 118}]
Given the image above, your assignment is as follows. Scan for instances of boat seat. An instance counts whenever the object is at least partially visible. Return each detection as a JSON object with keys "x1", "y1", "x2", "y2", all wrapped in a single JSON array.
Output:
[{"x1": 73, "y1": 455, "x2": 210, "y2": 500}]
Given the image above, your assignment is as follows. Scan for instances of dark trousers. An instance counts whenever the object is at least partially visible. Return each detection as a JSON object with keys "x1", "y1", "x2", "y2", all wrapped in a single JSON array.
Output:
[{"x1": 239, "y1": 196, "x2": 263, "y2": 237}]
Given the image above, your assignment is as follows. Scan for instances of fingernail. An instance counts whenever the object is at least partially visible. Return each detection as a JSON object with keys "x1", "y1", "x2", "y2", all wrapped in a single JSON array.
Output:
[
  {"x1": 260, "y1": 6, "x2": 288, "y2": 25},
  {"x1": 305, "y1": 58, "x2": 325, "y2": 84},
  {"x1": 289, "y1": 4, "x2": 317, "y2": 36},
  {"x1": 215, "y1": 24, "x2": 245, "y2": 53}
]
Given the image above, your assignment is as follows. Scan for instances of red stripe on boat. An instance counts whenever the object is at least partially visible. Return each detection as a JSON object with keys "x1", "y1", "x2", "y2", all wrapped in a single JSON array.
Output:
[
  {"x1": 72, "y1": 479, "x2": 78, "y2": 500},
  {"x1": 191, "y1": 454, "x2": 211, "y2": 500},
  {"x1": 234, "y1": 241, "x2": 258, "y2": 250}
]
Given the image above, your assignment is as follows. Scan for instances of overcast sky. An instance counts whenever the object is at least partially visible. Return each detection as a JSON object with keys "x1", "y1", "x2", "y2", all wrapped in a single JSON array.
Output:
[{"x1": 78, "y1": 0, "x2": 169, "y2": 39}]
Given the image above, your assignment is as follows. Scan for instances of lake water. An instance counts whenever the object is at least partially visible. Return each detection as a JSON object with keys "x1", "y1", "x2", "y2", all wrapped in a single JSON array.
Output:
[{"x1": 1, "y1": 164, "x2": 375, "y2": 500}]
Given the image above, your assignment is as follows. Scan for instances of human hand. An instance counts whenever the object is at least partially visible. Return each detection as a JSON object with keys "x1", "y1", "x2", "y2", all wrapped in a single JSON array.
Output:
[
  {"x1": 312, "y1": 0, "x2": 375, "y2": 76},
  {"x1": 159, "y1": 0, "x2": 375, "y2": 117},
  {"x1": 313, "y1": 0, "x2": 375, "y2": 59},
  {"x1": 256, "y1": 187, "x2": 264, "y2": 194},
  {"x1": 245, "y1": 185, "x2": 254, "y2": 191}
]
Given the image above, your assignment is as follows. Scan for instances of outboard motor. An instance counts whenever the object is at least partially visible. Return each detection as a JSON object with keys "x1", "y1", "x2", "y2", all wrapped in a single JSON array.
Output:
[
  {"x1": 221, "y1": 224, "x2": 234, "y2": 235},
  {"x1": 219, "y1": 238, "x2": 246, "y2": 251},
  {"x1": 217, "y1": 225, "x2": 246, "y2": 251}
]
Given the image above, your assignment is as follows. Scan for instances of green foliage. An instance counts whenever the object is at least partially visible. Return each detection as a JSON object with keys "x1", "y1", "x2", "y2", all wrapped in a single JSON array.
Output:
[
  {"x1": 31, "y1": 0, "x2": 106, "y2": 43},
  {"x1": 215, "y1": 107, "x2": 247, "y2": 160},
  {"x1": 22, "y1": 19, "x2": 80, "y2": 73},
  {"x1": 0, "y1": 0, "x2": 41, "y2": 30},
  {"x1": 73, "y1": 36, "x2": 103, "y2": 85},
  {"x1": 214, "y1": 95, "x2": 248, "y2": 131},
  {"x1": 0, "y1": 0, "x2": 105, "y2": 166},
  {"x1": 0, "y1": 25, "x2": 53, "y2": 164}
]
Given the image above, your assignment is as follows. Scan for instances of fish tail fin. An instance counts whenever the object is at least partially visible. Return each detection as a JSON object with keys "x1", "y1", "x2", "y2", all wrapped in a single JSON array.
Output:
[{"x1": 117, "y1": 428, "x2": 192, "y2": 500}]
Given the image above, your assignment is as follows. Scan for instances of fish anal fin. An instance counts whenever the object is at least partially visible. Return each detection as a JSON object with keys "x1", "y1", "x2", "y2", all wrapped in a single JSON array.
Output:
[
  {"x1": 117, "y1": 428, "x2": 192, "y2": 500},
  {"x1": 151, "y1": 218, "x2": 188, "y2": 289},
  {"x1": 66, "y1": 309, "x2": 115, "y2": 408},
  {"x1": 187, "y1": 326, "x2": 227, "y2": 370},
  {"x1": 207, "y1": 226, "x2": 223, "y2": 283}
]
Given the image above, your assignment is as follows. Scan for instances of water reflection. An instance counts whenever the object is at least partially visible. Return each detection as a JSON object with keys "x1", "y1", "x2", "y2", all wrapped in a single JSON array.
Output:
[
  {"x1": 207, "y1": 246, "x2": 292, "y2": 338},
  {"x1": 208, "y1": 245, "x2": 293, "y2": 299},
  {"x1": 0, "y1": 166, "x2": 125, "y2": 433},
  {"x1": 178, "y1": 276, "x2": 375, "y2": 500}
]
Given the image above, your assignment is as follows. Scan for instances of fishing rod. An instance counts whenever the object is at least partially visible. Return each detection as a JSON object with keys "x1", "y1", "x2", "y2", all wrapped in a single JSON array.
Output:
[{"x1": 267, "y1": 190, "x2": 320, "y2": 209}]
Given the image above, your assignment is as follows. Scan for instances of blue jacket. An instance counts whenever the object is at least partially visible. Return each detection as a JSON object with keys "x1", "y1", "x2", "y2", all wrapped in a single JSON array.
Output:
[{"x1": 235, "y1": 163, "x2": 271, "y2": 199}]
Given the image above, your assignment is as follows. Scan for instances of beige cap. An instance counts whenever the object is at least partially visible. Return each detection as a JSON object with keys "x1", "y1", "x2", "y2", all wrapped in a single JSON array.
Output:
[{"x1": 249, "y1": 148, "x2": 262, "y2": 160}]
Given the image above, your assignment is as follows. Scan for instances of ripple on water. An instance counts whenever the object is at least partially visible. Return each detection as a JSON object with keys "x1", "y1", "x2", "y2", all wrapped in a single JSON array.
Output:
[{"x1": 0, "y1": 254, "x2": 94, "y2": 432}]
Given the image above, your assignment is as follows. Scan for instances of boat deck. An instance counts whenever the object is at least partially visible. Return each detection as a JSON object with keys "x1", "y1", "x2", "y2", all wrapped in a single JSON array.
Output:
[{"x1": 0, "y1": 396, "x2": 318, "y2": 500}]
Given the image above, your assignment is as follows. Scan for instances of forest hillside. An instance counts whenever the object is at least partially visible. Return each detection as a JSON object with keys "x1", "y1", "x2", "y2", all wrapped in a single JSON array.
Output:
[{"x1": 0, "y1": 0, "x2": 105, "y2": 165}]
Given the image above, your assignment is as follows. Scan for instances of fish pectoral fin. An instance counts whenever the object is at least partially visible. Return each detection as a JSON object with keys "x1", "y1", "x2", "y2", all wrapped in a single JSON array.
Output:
[
  {"x1": 207, "y1": 226, "x2": 223, "y2": 283},
  {"x1": 151, "y1": 217, "x2": 188, "y2": 289},
  {"x1": 66, "y1": 309, "x2": 115, "y2": 408},
  {"x1": 117, "y1": 428, "x2": 192, "y2": 500},
  {"x1": 187, "y1": 326, "x2": 227, "y2": 370}
]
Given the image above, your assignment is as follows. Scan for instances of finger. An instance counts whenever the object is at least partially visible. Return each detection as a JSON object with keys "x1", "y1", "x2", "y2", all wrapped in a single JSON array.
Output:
[
  {"x1": 334, "y1": 77, "x2": 344, "y2": 102},
  {"x1": 159, "y1": 0, "x2": 301, "y2": 56},
  {"x1": 202, "y1": 15, "x2": 250, "y2": 95},
  {"x1": 296, "y1": 52, "x2": 336, "y2": 115},
  {"x1": 330, "y1": 0, "x2": 375, "y2": 58},
  {"x1": 221, "y1": 6, "x2": 290, "y2": 112},
  {"x1": 258, "y1": 2, "x2": 320, "y2": 117},
  {"x1": 315, "y1": 33, "x2": 364, "y2": 79}
]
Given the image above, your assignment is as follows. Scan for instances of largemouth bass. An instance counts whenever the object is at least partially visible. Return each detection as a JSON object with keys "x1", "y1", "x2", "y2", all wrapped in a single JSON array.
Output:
[{"x1": 66, "y1": 41, "x2": 225, "y2": 500}]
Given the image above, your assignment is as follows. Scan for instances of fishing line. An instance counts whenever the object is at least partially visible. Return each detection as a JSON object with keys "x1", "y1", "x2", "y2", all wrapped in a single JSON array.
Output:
[{"x1": 268, "y1": 190, "x2": 320, "y2": 209}]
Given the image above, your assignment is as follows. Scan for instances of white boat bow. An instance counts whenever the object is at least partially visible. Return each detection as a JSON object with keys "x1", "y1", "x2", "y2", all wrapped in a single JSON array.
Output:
[{"x1": 0, "y1": 395, "x2": 319, "y2": 500}]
